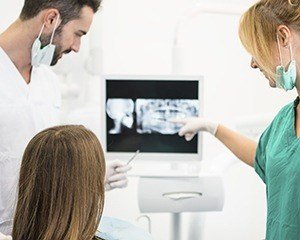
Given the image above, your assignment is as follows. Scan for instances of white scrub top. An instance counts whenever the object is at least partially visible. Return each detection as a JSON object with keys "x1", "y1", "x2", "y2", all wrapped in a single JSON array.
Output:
[{"x1": 0, "y1": 47, "x2": 61, "y2": 234}]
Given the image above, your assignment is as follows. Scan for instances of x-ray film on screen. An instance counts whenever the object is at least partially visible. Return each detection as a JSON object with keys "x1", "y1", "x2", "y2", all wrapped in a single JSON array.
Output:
[
  {"x1": 136, "y1": 99, "x2": 198, "y2": 135},
  {"x1": 104, "y1": 76, "x2": 203, "y2": 155}
]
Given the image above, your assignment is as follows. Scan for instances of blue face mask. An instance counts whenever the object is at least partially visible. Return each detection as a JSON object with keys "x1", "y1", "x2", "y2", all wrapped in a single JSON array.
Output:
[
  {"x1": 275, "y1": 37, "x2": 297, "y2": 91},
  {"x1": 31, "y1": 17, "x2": 60, "y2": 67}
]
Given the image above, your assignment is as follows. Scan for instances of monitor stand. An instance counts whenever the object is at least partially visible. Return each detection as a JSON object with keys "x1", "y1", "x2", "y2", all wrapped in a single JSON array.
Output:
[
  {"x1": 171, "y1": 213, "x2": 182, "y2": 240},
  {"x1": 128, "y1": 161, "x2": 201, "y2": 178}
]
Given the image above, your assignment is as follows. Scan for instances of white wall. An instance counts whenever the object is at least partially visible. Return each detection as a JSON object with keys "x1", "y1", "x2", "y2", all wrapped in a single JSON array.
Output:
[
  {"x1": 1, "y1": 0, "x2": 298, "y2": 240},
  {"x1": 0, "y1": 1, "x2": 23, "y2": 31}
]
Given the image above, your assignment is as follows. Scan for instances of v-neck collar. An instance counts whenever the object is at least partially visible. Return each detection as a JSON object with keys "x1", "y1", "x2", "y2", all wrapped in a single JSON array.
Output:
[
  {"x1": 292, "y1": 97, "x2": 300, "y2": 140},
  {"x1": 293, "y1": 96, "x2": 299, "y2": 108},
  {"x1": 0, "y1": 46, "x2": 33, "y2": 98}
]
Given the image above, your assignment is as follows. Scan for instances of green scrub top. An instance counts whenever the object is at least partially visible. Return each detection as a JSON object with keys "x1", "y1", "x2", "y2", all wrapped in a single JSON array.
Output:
[{"x1": 255, "y1": 97, "x2": 300, "y2": 240}]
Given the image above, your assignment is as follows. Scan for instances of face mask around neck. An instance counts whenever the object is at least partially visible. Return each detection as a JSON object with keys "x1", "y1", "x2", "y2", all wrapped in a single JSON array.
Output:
[
  {"x1": 275, "y1": 36, "x2": 297, "y2": 91},
  {"x1": 31, "y1": 16, "x2": 60, "y2": 67}
]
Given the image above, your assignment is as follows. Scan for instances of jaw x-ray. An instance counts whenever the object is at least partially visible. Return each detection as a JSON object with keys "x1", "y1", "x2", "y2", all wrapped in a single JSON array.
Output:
[
  {"x1": 136, "y1": 99, "x2": 198, "y2": 135},
  {"x1": 105, "y1": 79, "x2": 200, "y2": 153},
  {"x1": 106, "y1": 98, "x2": 198, "y2": 135}
]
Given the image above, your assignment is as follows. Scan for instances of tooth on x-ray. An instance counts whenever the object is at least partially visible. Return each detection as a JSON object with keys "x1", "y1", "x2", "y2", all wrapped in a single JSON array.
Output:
[{"x1": 136, "y1": 99, "x2": 199, "y2": 135}]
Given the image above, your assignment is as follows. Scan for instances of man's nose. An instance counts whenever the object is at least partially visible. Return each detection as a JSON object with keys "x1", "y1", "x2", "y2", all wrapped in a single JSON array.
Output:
[{"x1": 71, "y1": 41, "x2": 81, "y2": 53}]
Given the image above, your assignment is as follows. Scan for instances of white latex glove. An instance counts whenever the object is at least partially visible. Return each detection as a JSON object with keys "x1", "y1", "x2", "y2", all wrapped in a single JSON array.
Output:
[
  {"x1": 173, "y1": 117, "x2": 219, "y2": 141},
  {"x1": 105, "y1": 161, "x2": 132, "y2": 191},
  {"x1": 0, "y1": 233, "x2": 12, "y2": 240}
]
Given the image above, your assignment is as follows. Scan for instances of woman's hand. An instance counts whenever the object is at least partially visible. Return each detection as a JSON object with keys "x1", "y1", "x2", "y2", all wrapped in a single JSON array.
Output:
[
  {"x1": 105, "y1": 162, "x2": 132, "y2": 191},
  {"x1": 172, "y1": 117, "x2": 219, "y2": 141},
  {"x1": 173, "y1": 118, "x2": 257, "y2": 167}
]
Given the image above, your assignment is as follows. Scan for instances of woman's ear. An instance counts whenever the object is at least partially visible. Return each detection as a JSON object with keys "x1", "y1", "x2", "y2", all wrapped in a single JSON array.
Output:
[{"x1": 277, "y1": 25, "x2": 292, "y2": 47}]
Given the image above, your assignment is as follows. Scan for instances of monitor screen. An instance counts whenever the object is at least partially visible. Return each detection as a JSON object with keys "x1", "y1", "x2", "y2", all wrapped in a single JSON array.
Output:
[{"x1": 105, "y1": 78, "x2": 201, "y2": 154}]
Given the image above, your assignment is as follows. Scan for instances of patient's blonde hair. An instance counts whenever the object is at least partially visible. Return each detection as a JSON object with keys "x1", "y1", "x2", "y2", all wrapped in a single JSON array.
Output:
[
  {"x1": 239, "y1": 0, "x2": 300, "y2": 77},
  {"x1": 12, "y1": 125, "x2": 106, "y2": 240}
]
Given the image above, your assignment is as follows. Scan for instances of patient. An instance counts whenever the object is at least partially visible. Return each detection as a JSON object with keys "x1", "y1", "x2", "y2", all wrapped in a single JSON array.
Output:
[{"x1": 11, "y1": 125, "x2": 106, "y2": 240}]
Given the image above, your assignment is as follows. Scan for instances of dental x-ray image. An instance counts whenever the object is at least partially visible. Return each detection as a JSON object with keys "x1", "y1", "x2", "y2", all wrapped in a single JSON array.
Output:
[
  {"x1": 105, "y1": 79, "x2": 200, "y2": 153},
  {"x1": 106, "y1": 99, "x2": 134, "y2": 134},
  {"x1": 136, "y1": 99, "x2": 199, "y2": 135}
]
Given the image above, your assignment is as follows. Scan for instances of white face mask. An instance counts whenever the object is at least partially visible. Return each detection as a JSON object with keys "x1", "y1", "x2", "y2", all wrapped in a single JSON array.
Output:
[{"x1": 31, "y1": 17, "x2": 60, "y2": 67}]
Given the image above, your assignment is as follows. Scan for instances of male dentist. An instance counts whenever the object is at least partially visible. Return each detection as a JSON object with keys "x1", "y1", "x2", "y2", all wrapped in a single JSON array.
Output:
[{"x1": 0, "y1": 0, "x2": 130, "y2": 234}]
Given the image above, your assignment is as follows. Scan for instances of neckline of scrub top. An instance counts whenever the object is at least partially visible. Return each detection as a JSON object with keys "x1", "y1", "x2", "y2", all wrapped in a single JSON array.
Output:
[
  {"x1": 0, "y1": 46, "x2": 35, "y2": 98},
  {"x1": 293, "y1": 96, "x2": 299, "y2": 108},
  {"x1": 292, "y1": 96, "x2": 300, "y2": 139}
]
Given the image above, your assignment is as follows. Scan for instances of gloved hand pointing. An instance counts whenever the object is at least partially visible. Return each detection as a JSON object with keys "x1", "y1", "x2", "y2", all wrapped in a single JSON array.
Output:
[
  {"x1": 105, "y1": 161, "x2": 132, "y2": 191},
  {"x1": 172, "y1": 118, "x2": 219, "y2": 141}
]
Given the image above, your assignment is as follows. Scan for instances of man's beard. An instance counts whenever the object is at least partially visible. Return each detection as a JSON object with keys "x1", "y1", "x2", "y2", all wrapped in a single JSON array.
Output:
[
  {"x1": 39, "y1": 28, "x2": 72, "y2": 66},
  {"x1": 50, "y1": 45, "x2": 62, "y2": 66},
  {"x1": 51, "y1": 47, "x2": 72, "y2": 66}
]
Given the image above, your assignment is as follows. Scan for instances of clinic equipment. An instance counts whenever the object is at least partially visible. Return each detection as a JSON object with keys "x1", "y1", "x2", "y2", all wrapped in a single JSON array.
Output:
[
  {"x1": 96, "y1": 217, "x2": 153, "y2": 240},
  {"x1": 105, "y1": 74, "x2": 225, "y2": 240},
  {"x1": 170, "y1": 4, "x2": 245, "y2": 239},
  {"x1": 101, "y1": 75, "x2": 203, "y2": 165},
  {"x1": 138, "y1": 176, "x2": 224, "y2": 240},
  {"x1": 127, "y1": 150, "x2": 140, "y2": 165}
]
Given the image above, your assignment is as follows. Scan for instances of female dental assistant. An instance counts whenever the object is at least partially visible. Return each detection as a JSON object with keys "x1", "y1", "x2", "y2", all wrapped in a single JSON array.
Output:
[{"x1": 176, "y1": 0, "x2": 300, "y2": 239}]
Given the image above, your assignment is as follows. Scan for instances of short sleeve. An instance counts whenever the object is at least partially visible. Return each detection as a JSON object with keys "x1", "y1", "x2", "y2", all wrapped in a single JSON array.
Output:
[
  {"x1": 254, "y1": 118, "x2": 277, "y2": 184},
  {"x1": 254, "y1": 102, "x2": 293, "y2": 183},
  {"x1": 255, "y1": 131, "x2": 268, "y2": 183}
]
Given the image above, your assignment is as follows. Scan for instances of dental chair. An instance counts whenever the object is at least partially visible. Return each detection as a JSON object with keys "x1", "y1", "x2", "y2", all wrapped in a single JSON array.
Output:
[{"x1": 96, "y1": 217, "x2": 153, "y2": 240}]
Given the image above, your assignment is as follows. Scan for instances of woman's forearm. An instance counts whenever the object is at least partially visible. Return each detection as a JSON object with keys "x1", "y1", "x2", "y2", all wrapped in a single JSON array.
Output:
[{"x1": 215, "y1": 124, "x2": 257, "y2": 167}]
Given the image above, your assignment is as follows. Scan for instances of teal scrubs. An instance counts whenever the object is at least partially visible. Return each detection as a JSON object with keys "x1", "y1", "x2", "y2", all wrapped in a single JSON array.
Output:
[{"x1": 255, "y1": 97, "x2": 300, "y2": 240}]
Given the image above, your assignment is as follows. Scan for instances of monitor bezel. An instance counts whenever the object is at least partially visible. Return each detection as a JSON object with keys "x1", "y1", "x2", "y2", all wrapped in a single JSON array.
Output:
[{"x1": 101, "y1": 75, "x2": 204, "y2": 162}]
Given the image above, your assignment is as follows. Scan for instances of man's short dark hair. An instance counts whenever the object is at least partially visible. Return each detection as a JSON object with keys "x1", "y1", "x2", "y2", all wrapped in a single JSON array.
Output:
[{"x1": 20, "y1": 0, "x2": 101, "y2": 24}]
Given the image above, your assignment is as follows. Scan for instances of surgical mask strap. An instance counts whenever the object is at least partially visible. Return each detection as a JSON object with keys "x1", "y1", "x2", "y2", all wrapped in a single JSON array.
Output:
[
  {"x1": 276, "y1": 35, "x2": 294, "y2": 67},
  {"x1": 277, "y1": 35, "x2": 284, "y2": 66},
  {"x1": 289, "y1": 42, "x2": 294, "y2": 61},
  {"x1": 36, "y1": 16, "x2": 60, "y2": 44},
  {"x1": 37, "y1": 24, "x2": 45, "y2": 39},
  {"x1": 49, "y1": 16, "x2": 60, "y2": 44}
]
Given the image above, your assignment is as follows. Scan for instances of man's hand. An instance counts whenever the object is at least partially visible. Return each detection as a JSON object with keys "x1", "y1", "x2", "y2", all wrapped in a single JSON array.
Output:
[{"x1": 105, "y1": 161, "x2": 132, "y2": 191}]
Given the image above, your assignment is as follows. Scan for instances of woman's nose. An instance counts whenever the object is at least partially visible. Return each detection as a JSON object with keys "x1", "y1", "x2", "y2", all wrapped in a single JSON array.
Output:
[{"x1": 250, "y1": 58, "x2": 258, "y2": 69}]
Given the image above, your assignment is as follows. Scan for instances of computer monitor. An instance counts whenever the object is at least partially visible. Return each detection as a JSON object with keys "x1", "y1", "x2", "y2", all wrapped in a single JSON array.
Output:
[{"x1": 101, "y1": 75, "x2": 203, "y2": 162}]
